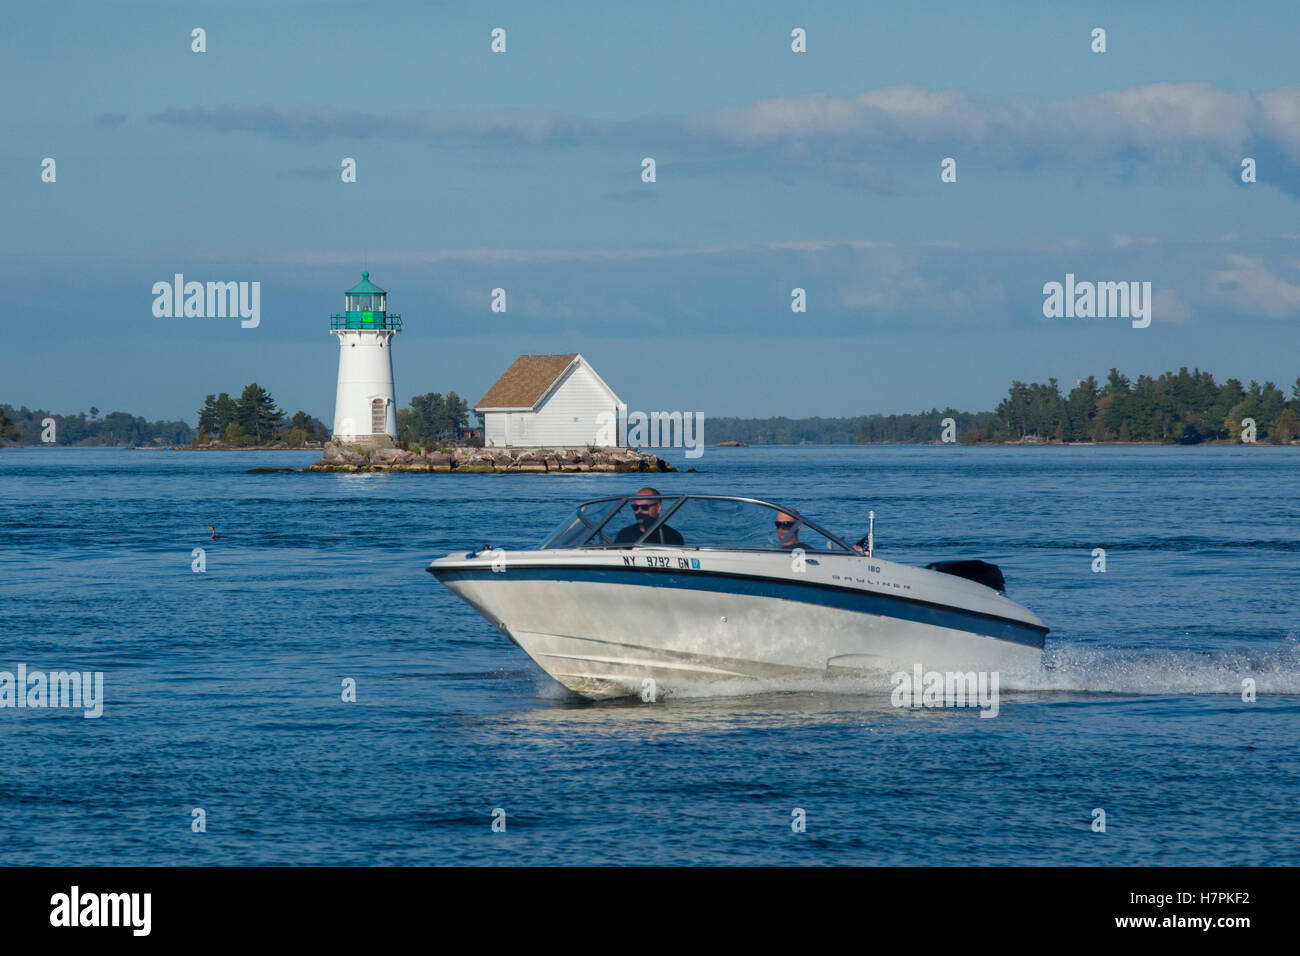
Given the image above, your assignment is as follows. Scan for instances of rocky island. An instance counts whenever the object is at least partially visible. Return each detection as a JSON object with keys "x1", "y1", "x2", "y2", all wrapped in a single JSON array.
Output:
[{"x1": 304, "y1": 444, "x2": 675, "y2": 473}]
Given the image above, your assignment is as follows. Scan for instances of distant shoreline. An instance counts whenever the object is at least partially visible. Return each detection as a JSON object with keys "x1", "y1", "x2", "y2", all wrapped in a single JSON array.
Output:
[
  {"x1": 711, "y1": 439, "x2": 1300, "y2": 447},
  {"x1": 5, "y1": 440, "x2": 1298, "y2": 451}
]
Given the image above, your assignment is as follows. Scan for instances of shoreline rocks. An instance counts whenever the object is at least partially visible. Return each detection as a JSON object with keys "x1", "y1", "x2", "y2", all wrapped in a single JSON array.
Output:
[{"x1": 303, "y1": 444, "x2": 675, "y2": 474}]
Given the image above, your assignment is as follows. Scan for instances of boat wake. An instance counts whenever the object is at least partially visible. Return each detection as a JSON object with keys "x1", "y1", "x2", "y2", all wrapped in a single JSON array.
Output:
[
  {"x1": 544, "y1": 633, "x2": 1300, "y2": 701},
  {"x1": 1027, "y1": 636, "x2": 1300, "y2": 695}
]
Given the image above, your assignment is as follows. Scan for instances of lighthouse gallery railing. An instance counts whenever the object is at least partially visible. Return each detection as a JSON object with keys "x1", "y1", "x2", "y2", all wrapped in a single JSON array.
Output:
[{"x1": 330, "y1": 313, "x2": 403, "y2": 331}]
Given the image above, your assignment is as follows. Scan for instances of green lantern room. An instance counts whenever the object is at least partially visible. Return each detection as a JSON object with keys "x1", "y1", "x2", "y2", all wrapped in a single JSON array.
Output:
[{"x1": 330, "y1": 271, "x2": 402, "y2": 330}]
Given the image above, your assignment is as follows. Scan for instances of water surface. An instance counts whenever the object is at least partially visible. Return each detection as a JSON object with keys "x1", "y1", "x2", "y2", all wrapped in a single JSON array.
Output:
[{"x1": 1, "y1": 445, "x2": 1296, "y2": 865}]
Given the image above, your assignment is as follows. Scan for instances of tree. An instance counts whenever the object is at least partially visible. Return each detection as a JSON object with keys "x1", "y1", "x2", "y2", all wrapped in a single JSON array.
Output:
[
  {"x1": 235, "y1": 383, "x2": 285, "y2": 443},
  {"x1": 0, "y1": 408, "x2": 20, "y2": 443},
  {"x1": 399, "y1": 392, "x2": 471, "y2": 445},
  {"x1": 289, "y1": 410, "x2": 330, "y2": 442},
  {"x1": 1151, "y1": 409, "x2": 1171, "y2": 442},
  {"x1": 395, "y1": 407, "x2": 415, "y2": 444},
  {"x1": 995, "y1": 381, "x2": 1030, "y2": 437},
  {"x1": 99, "y1": 411, "x2": 144, "y2": 445},
  {"x1": 1259, "y1": 381, "x2": 1286, "y2": 434},
  {"x1": 1126, "y1": 374, "x2": 1156, "y2": 440},
  {"x1": 198, "y1": 394, "x2": 220, "y2": 435},
  {"x1": 445, "y1": 392, "x2": 470, "y2": 437},
  {"x1": 1065, "y1": 377, "x2": 1099, "y2": 441},
  {"x1": 225, "y1": 421, "x2": 247, "y2": 446},
  {"x1": 1271, "y1": 408, "x2": 1300, "y2": 443},
  {"x1": 1198, "y1": 379, "x2": 1243, "y2": 440},
  {"x1": 216, "y1": 393, "x2": 238, "y2": 432},
  {"x1": 0, "y1": 403, "x2": 186, "y2": 446},
  {"x1": 994, "y1": 380, "x2": 1063, "y2": 439},
  {"x1": 1100, "y1": 368, "x2": 1133, "y2": 436},
  {"x1": 199, "y1": 392, "x2": 240, "y2": 436}
]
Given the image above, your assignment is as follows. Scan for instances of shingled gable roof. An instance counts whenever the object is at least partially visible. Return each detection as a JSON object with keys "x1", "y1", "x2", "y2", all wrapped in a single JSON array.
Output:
[{"x1": 475, "y1": 353, "x2": 585, "y2": 410}]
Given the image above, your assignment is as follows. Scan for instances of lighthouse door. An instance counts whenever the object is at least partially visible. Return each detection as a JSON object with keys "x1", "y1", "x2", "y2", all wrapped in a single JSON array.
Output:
[{"x1": 370, "y1": 398, "x2": 386, "y2": 435}]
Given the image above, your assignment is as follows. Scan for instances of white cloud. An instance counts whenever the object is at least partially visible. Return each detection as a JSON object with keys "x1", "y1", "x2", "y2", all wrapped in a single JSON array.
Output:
[
  {"x1": 1152, "y1": 288, "x2": 1193, "y2": 323},
  {"x1": 154, "y1": 83, "x2": 1300, "y2": 184},
  {"x1": 1205, "y1": 254, "x2": 1300, "y2": 317},
  {"x1": 832, "y1": 250, "x2": 1006, "y2": 316}
]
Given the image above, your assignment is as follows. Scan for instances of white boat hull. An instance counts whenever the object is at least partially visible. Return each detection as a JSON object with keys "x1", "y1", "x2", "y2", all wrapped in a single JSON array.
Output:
[{"x1": 432, "y1": 548, "x2": 1047, "y2": 699}]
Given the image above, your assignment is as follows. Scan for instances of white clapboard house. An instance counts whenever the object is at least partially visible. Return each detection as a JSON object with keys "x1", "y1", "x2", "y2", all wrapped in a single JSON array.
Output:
[{"x1": 476, "y1": 354, "x2": 622, "y2": 448}]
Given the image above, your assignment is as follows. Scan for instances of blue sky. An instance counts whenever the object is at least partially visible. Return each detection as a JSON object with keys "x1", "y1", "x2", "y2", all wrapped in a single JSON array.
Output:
[{"x1": 5, "y1": 0, "x2": 1300, "y2": 422}]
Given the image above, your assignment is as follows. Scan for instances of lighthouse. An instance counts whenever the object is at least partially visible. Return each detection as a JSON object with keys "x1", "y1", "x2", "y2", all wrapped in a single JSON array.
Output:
[{"x1": 330, "y1": 271, "x2": 403, "y2": 446}]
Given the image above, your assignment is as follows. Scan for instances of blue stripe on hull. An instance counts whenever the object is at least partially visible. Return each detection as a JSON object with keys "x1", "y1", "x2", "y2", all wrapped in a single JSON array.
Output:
[{"x1": 432, "y1": 564, "x2": 1047, "y2": 650}]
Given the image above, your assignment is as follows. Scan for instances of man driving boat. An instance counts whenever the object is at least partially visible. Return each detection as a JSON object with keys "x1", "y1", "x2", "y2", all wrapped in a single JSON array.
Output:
[{"x1": 614, "y1": 487, "x2": 684, "y2": 545}]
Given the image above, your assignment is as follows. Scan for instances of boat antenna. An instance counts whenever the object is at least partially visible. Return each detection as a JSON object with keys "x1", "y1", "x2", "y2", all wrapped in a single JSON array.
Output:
[{"x1": 868, "y1": 510, "x2": 875, "y2": 558}]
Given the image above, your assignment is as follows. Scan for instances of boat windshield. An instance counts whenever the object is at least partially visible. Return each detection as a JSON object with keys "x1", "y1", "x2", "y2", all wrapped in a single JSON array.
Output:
[{"x1": 538, "y1": 494, "x2": 853, "y2": 552}]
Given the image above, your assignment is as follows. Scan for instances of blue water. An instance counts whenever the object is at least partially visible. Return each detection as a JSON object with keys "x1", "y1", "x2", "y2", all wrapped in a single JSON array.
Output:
[{"x1": 1, "y1": 445, "x2": 1297, "y2": 865}]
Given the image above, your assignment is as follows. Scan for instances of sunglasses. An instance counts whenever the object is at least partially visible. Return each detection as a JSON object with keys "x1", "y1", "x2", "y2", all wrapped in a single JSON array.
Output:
[
  {"x1": 632, "y1": 503, "x2": 657, "y2": 512},
  {"x1": 775, "y1": 520, "x2": 796, "y2": 529}
]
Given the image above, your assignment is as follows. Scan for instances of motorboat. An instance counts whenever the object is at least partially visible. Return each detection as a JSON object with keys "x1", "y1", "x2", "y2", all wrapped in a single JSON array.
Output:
[{"x1": 427, "y1": 493, "x2": 1048, "y2": 699}]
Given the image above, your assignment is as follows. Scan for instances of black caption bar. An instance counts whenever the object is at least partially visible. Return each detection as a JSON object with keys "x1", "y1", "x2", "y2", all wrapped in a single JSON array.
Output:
[{"x1": 0, "y1": 866, "x2": 1276, "y2": 942}]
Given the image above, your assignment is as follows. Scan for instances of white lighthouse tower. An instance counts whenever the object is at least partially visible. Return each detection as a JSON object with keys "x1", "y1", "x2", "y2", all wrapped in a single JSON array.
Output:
[{"x1": 330, "y1": 271, "x2": 402, "y2": 447}]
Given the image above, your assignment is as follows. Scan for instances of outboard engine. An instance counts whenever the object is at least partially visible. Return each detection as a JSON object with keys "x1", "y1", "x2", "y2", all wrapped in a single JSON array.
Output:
[{"x1": 926, "y1": 559, "x2": 1006, "y2": 593}]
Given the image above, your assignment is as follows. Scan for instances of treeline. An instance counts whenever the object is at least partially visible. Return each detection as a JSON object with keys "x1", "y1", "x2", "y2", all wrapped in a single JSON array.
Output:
[
  {"x1": 708, "y1": 416, "x2": 860, "y2": 444},
  {"x1": 707, "y1": 368, "x2": 1300, "y2": 445},
  {"x1": 196, "y1": 384, "x2": 329, "y2": 447},
  {"x1": 0, "y1": 408, "x2": 20, "y2": 442},
  {"x1": 985, "y1": 368, "x2": 1300, "y2": 443},
  {"x1": 397, "y1": 392, "x2": 473, "y2": 446},
  {"x1": 857, "y1": 408, "x2": 996, "y2": 443},
  {"x1": 708, "y1": 410, "x2": 995, "y2": 445},
  {"x1": 0, "y1": 404, "x2": 193, "y2": 446},
  {"x1": 1, "y1": 384, "x2": 471, "y2": 449}
]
